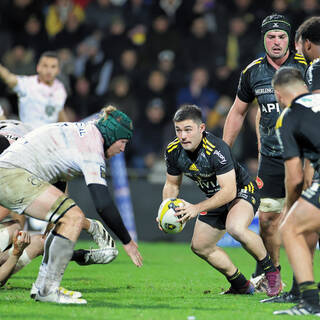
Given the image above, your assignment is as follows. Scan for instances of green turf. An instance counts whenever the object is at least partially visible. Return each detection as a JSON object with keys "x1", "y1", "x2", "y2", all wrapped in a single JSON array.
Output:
[{"x1": 0, "y1": 242, "x2": 318, "y2": 319}]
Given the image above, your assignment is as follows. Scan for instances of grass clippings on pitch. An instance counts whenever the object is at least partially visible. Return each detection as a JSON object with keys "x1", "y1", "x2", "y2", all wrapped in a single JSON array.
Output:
[{"x1": 0, "y1": 242, "x2": 318, "y2": 320}]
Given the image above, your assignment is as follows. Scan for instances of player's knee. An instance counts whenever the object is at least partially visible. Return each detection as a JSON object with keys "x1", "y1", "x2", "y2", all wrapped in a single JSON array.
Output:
[
  {"x1": 190, "y1": 240, "x2": 206, "y2": 257},
  {"x1": 62, "y1": 208, "x2": 85, "y2": 228},
  {"x1": 226, "y1": 223, "x2": 243, "y2": 241}
]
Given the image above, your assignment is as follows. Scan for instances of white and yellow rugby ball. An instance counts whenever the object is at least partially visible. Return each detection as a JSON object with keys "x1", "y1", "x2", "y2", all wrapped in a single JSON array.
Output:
[{"x1": 158, "y1": 198, "x2": 186, "y2": 234}]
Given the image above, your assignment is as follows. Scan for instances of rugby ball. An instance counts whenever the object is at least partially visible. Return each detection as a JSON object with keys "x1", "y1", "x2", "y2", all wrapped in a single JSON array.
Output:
[{"x1": 158, "y1": 198, "x2": 186, "y2": 234}]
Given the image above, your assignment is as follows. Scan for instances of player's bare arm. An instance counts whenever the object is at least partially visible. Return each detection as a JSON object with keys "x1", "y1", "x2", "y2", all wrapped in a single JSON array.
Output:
[
  {"x1": 162, "y1": 173, "x2": 182, "y2": 200},
  {"x1": 0, "y1": 230, "x2": 30, "y2": 286},
  {"x1": 302, "y1": 159, "x2": 315, "y2": 190},
  {"x1": 58, "y1": 109, "x2": 69, "y2": 122},
  {"x1": 0, "y1": 64, "x2": 18, "y2": 89},
  {"x1": 177, "y1": 169, "x2": 237, "y2": 223},
  {"x1": 284, "y1": 156, "x2": 304, "y2": 213},
  {"x1": 223, "y1": 96, "x2": 250, "y2": 147}
]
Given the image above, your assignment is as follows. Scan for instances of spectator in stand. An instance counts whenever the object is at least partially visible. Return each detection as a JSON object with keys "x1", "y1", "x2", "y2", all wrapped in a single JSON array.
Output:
[
  {"x1": 50, "y1": 9, "x2": 88, "y2": 51},
  {"x1": 101, "y1": 16, "x2": 131, "y2": 61},
  {"x1": 1, "y1": 45, "x2": 36, "y2": 77},
  {"x1": 112, "y1": 48, "x2": 141, "y2": 91},
  {"x1": 123, "y1": 0, "x2": 151, "y2": 31},
  {"x1": 139, "y1": 69, "x2": 175, "y2": 119},
  {"x1": 177, "y1": 67, "x2": 219, "y2": 121},
  {"x1": 15, "y1": 14, "x2": 49, "y2": 61},
  {"x1": 84, "y1": 0, "x2": 123, "y2": 32},
  {"x1": 66, "y1": 76, "x2": 102, "y2": 119},
  {"x1": 4, "y1": 0, "x2": 43, "y2": 36},
  {"x1": 105, "y1": 75, "x2": 139, "y2": 124},
  {"x1": 142, "y1": 14, "x2": 182, "y2": 68},
  {"x1": 157, "y1": 50, "x2": 185, "y2": 93},
  {"x1": 45, "y1": 0, "x2": 85, "y2": 38},
  {"x1": 214, "y1": 14, "x2": 259, "y2": 97},
  {"x1": 130, "y1": 97, "x2": 167, "y2": 170},
  {"x1": 182, "y1": 15, "x2": 217, "y2": 73}
]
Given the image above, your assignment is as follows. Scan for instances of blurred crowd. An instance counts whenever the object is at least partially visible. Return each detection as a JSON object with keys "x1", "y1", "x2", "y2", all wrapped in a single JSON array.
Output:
[{"x1": 0, "y1": 0, "x2": 318, "y2": 175}]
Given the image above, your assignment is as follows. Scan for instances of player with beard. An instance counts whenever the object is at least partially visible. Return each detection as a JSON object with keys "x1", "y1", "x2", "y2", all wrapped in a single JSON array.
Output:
[
  {"x1": 263, "y1": 15, "x2": 320, "y2": 305},
  {"x1": 223, "y1": 14, "x2": 307, "y2": 294}
]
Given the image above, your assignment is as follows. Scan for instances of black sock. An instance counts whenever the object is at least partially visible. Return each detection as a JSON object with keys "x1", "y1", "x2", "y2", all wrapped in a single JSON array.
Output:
[
  {"x1": 258, "y1": 254, "x2": 277, "y2": 273},
  {"x1": 253, "y1": 261, "x2": 264, "y2": 277},
  {"x1": 299, "y1": 281, "x2": 319, "y2": 306},
  {"x1": 290, "y1": 275, "x2": 300, "y2": 296},
  {"x1": 227, "y1": 269, "x2": 248, "y2": 289},
  {"x1": 71, "y1": 249, "x2": 89, "y2": 264}
]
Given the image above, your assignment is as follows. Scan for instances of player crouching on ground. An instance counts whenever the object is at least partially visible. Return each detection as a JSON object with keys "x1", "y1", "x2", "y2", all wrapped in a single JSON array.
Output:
[
  {"x1": 161, "y1": 104, "x2": 281, "y2": 296},
  {"x1": 0, "y1": 105, "x2": 143, "y2": 304},
  {"x1": 0, "y1": 121, "x2": 119, "y2": 297}
]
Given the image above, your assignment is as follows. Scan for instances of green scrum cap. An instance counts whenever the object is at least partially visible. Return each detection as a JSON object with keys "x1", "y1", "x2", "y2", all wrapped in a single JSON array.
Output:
[{"x1": 96, "y1": 108, "x2": 133, "y2": 149}]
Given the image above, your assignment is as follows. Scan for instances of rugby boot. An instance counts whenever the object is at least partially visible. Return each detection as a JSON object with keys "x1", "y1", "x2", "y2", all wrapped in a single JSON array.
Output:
[
  {"x1": 75, "y1": 247, "x2": 119, "y2": 265},
  {"x1": 30, "y1": 282, "x2": 82, "y2": 299},
  {"x1": 88, "y1": 219, "x2": 116, "y2": 249},
  {"x1": 266, "y1": 270, "x2": 282, "y2": 297},
  {"x1": 35, "y1": 289, "x2": 87, "y2": 304},
  {"x1": 221, "y1": 280, "x2": 255, "y2": 295},
  {"x1": 273, "y1": 300, "x2": 320, "y2": 316},
  {"x1": 260, "y1": 292, "x2": 300, "y2": 303}
]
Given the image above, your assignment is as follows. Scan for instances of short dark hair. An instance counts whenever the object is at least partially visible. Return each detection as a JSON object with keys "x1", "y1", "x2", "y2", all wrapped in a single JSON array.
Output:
[
  {"x1": 0, "y1": 135, "x2": 10, "y2": 154},
  {"x1": 296, "y1": 16, "x2": 320, "y2": 45},
  {"x1": 173, "y1": 104, "x2": 203, "y2": 124},
  {"x1": 272, "y1": 67, "x2": 305, "y2": 88},
  {"x1": 39, "y1": 51, "x2": 59, "y2": 62}
]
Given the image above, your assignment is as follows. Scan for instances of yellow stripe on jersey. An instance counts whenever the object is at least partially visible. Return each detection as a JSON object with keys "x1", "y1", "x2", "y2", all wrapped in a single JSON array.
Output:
[
  {"x1": 294, "y1": 53, "x2": 307, "y2": 65},
  {"x1": 204, "y1": 137, "x2": 215, "y2": 149},
  {"x1": 202, "y1": 137, "x2": 215, "y2": 155},
  {"x1": 167, "y1": 144, "x2": 178, "y2": 153},
  {"x1": 242, "y1": 57, "x2": 263, "y2": 74},
  {"x1": 167, "y1": 138, "x2": 179, "y2": 149},
  {"x1": 250, "y1": 182, "x2": 254, "y2": 193},
  {"x1": 275, "y1": 108, "x2": 290, "y2": 129}
]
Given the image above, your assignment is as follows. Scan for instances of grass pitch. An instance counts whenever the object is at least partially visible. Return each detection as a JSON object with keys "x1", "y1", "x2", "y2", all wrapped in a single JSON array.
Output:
[{"x1": 0, "y1": 241, "x2": 318, "y2": 320}]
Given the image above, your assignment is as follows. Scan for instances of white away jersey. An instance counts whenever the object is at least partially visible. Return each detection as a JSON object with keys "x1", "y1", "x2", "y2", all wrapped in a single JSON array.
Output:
[
  {"x1": 0, "y1": 120, "x2": 32, "y2": 144},
  {"x1": 13, "y1": 75, "x2": 67, "y2": 129},
  {"x1": 0, "y1": 121, "x2": 107, "y2": 186}
]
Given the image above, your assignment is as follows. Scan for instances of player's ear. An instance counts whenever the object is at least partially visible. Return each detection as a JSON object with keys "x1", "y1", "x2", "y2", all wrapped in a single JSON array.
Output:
[{"x1": 199, "y1": 123, "x2": 206, "y2": 133}]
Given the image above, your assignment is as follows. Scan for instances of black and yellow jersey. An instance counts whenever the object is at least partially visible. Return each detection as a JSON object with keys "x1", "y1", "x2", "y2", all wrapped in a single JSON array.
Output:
[
  {"x1": 237, "y1": 52, "x2": 307, "y2": 158},
  {"x1": 305, "y1": 58, "x2": 320, "y2": 92},
  {"x1": 275, "y1": 93, "x2": 320, "y2": 173},
  {"x1": 165, "y1": 132, "x2": 253, "y2": 198}
]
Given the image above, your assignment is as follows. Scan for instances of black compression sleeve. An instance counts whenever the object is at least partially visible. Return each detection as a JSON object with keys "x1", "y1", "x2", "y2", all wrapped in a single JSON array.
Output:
[{"x1": 88, "y1": 183, "x2": 131, "y2": 245}]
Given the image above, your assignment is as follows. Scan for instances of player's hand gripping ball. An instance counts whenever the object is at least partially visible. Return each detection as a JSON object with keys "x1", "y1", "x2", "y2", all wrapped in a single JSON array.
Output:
[{"x1": 157, "y1": 198, "x2": 186, "y2": 234}]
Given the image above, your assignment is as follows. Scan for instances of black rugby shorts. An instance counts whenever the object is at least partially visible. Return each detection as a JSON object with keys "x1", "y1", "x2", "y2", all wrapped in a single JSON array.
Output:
[
  {"x1": 256, "y1": 154, "x2": 285, "y2": 198},
  {"x1": 197, "y1": 181, "x2": 260, "y2": 230}
]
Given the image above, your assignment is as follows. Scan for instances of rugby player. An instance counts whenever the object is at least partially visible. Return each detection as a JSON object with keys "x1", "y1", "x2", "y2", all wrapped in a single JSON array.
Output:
[
  {"x1": 262, "y1": 15, "x2": 320, "y2": 304},
  {"x1": 271, "y1": 67, "x2": 320, "y2": 316},
  {"x1": 223, "y1": 14, "x2": 307, "y2": 290},
  {"x1": 0, "y1": 119, "x2": 119, "y2": 297},
  {"x1": 162, "y1": 104, "x2": 281, "y2": 297},
  {"x1": 0, "y1": 106, "x2": 143, "y2": 304},
  {"x1": 0, "y1": 51, "x2": 68, "y2": 129}
]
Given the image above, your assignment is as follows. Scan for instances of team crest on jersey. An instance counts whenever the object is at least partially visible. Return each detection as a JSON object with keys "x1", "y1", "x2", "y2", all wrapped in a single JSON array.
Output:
[
  {"x1": 256, "y1": 176, "x2": 264, "y2": 189},
  {"x1": 189, "y1": 163, "x2": 199, "y2": 171}
]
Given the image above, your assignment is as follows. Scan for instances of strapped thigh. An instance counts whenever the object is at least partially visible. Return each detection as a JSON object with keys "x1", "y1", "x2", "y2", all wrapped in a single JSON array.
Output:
[{"x1": 45, "y1": 195, "x2": 76, "y2": 224}]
